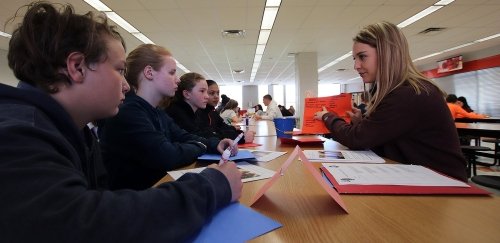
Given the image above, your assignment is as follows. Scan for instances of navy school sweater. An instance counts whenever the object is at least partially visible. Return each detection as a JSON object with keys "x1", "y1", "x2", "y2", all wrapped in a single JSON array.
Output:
[{"x1": 0, "y1": 83, "x2": 231, "y2": 242}]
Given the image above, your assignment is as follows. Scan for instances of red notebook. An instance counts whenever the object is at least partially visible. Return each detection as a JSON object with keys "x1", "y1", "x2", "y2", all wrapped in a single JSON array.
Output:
[
  {"x1": 238, "y1": 142, "x2": 262, "y2": 148},
  {"x1": 321, "y1": 166, "x2": 491, "y2": 195}
]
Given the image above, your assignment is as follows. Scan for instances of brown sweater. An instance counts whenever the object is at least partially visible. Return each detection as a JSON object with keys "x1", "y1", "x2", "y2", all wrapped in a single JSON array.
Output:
[{"x1": 323, "y1": 82, "x2": 467, "y2": 182}]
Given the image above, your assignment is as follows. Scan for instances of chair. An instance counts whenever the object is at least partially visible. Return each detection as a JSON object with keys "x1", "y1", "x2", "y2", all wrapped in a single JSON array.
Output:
[
  {"x1": 481, "y1": 138, "x2": 500, "y2": 165},
  {"x1": 471, "y1": 175, "x2": 500, "y2": 190},
  {"x1": 461, "y1": 145, "x2": 492, "y2": 177}
]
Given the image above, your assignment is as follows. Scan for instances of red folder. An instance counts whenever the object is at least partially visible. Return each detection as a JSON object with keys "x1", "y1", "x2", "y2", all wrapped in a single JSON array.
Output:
[
  {"x1": 321, "y1": 166, "x2": 491, "y2": 195},
  {"x1": 238, "y1": 142, "x2": 262, "y2": 148}
]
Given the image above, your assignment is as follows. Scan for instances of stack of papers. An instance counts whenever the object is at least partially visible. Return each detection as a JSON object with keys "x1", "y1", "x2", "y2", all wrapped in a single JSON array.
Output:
[
  {"x1": 303, "y1": 150, "x2": 385, "y2": 163},
  {"x1": 246, "y1": 150, "x2": 287, "y2": 162},
  {"x1": 322, "y1": 163, "x2": 468, "y2": 187},
  {"x1": 320, "y1": 163, "x2": 490, "y2": 195},
  {"x1": 168, "y1": 162, "x2": 275, "y2": 183}
]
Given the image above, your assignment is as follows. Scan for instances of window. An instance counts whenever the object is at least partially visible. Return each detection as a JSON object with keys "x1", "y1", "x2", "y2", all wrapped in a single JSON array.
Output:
[
  {"x1": 258, "y1": 85, "x2": 268, "y2": 103},
  {"x1": 285, "y1": 84, "x2": 296, "y2": 109},
  {"x1": 219, "y1": 85, "x2": 242, "y2": 108},
  {"x1": 318, "y1": 83, "x2": 341, "y2": 97},
  {"x1": 272, "y1": 84, "x2": 284, "y2": 106}
]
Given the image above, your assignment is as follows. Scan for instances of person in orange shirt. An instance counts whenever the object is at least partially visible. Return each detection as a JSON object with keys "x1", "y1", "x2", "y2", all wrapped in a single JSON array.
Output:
[{"x1": 446, "y1": 94, "x2": 487, "y2": 119}]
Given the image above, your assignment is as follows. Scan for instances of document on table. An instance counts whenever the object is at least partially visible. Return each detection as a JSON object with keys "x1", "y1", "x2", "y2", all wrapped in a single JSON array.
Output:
[
  {"x1": 197, "y1": 149, "x2": 256, "y2": 161},
  {"x1": 246, "y1": 150, "x2": 287, "y2": 162},
  {"x1": 303, "y1": 149, "x2": 385, "y2": 163},
  {"x1": 168, "y1": 162, "x2": 275, "y2": 183},
  {"x1": 301, "y1": 93, "x2": 352, "y2": 134},
  {"x1": 190, "y1": 203, "x2": 282, "y2": 243},
  {"x1": 321, "y1": 163, "x2": 470, "y2": 187}
]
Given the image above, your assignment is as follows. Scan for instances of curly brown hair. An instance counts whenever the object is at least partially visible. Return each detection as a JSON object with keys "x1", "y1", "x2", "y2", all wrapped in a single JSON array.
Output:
[{"x1": 7, "y1": 1, "x2": 124, "y2": 93}]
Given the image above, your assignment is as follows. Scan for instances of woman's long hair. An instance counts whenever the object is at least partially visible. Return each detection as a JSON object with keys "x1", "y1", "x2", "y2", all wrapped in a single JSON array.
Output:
[{"x1": 354, "y1": 21, "x2": 444, "y2": 116}]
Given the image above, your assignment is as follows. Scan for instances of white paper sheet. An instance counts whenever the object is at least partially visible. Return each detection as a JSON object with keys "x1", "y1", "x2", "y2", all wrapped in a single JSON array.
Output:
[
  {"x1": 246, "y1": 150, "x2": 287, "y2": 162},
  {"x1": 303, "y1": 150, "x2": 385, "y2": 163},
  {"x1": 321, "y1": 163, "x2": 469, "y2": 187},
  {"x1": 168, "y1": 162, "x2": 275, "y2": 183}
]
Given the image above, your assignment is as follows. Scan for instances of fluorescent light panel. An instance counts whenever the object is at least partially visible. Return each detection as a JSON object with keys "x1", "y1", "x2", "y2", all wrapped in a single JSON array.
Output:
[
  {"x1": 250, "y1": 0, "x2": 282, "y2": 82},
  {"x1": 132, "y1": 33, "x2": 154, "y2": 44},
  {"x1": 175, "y1": 60, "x2": 190, "y2": 73},
  {"x1": 105, "y1": 12, "x2": 139, "y2": 33},
  {"x1": 413, "y1": 32, "x2": 500, "y2": 62},
  {"x1": 397, "y1": 0, "x2": 455, "y2": 28},
  {"x1": 0, "y1": 31, "x2": 11, "y2": 38},
  {"x1": 434, "y1": 0, "x2": 455, "y2": 5},
  {"x1": 258, "y1": 30, "x2": 271, "y2": 44},
  {"x1": 261, "y1": 8, "x2": 279, "y2": 30},
  {"x1": 318, "y1": 51, "x2": 352, "y2": 73},
  {"x1": 255, "y1": 45, "x2": 266, "y2": 55},
  {"x1": 254, "y1": 54, "x2": 263, "y2": 63},
  {"x1": 475, "y1": 33, "x2": 500, "y2": 42},
  {"x1": 84, "y1": 0, "x2": 191, "y2": 73},
  {"x1": 84, "y1": 0, "x2": 111, "y2": 11},
  {"x1": 413, "y1": 52, "x2": 442, "y2": 62},
  {"x1": 321, "y1": 1, "x2": 455, "y2": 73},
  {"x1": 266, "y1": 0, "x2": 282, "y2": 7},
  {"x1": 397, "y1": 6, "x2": 442, "y2": 28}
]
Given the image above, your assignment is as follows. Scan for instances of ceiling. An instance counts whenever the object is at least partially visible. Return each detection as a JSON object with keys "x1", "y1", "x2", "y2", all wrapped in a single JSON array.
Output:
[{"x1": 1, "y1": 0, "x2": 499, "y2": 86}]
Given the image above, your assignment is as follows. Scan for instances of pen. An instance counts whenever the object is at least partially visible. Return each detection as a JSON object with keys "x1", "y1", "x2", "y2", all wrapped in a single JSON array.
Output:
[
  {"x1": 219, "y1": 133, "x2": 244, "y2": 166},
  {"x1": 232, "y1": 133, "x2": 244, "y2": 148},
  {"x1": 218, "y1": 148, "x2": 231, "y2": 166}
]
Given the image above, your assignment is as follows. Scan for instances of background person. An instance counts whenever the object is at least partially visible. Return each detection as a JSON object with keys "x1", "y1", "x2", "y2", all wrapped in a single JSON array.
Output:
[
  {"x1": 254, "y1": 94, "x2": 283, "y2": 120},
  {"x1": 193, "y1": 79, "x2": 254, "y2": 143},
  {"x1": 446, "y1": 94, "x2": 487, "y2": 119},
  {"x1": 220, "y1": 99, "x2": 242, "y2": 125}
]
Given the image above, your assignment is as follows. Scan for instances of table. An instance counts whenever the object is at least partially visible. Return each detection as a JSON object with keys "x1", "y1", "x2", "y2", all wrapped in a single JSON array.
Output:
[
  {"x1": 237, "y1": 120, "x2": 277, "y2": 137},
  {"x1": 455, "y1": 117, "x2": 500, "y2": 123},
  {"x1": 456, "y1": 122, "x2": 500, "y2": 138},
  {"x1": 157, "y1": 137, "x2": 500, "y2": 242}
]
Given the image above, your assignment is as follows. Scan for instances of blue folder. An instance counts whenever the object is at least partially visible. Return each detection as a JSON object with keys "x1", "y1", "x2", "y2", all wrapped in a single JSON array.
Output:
[
  {"x1": 192, "y1": 203, "x2": 282, "y2": 243},
  {"x1": 197, "y1": 150, "x2": 256, "y2": 161}
]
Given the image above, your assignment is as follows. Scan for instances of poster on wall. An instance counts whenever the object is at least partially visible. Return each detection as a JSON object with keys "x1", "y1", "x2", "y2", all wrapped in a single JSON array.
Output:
[{"x1": 437, "y1": 55, "x2": 463, "y2": 73}]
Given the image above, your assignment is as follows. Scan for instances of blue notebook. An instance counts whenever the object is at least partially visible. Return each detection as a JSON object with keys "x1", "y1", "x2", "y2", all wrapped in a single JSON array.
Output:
[
  {"x1": 198, "y1": 150, "x2": 256, "y2": 161},
  {"x1": 192, "y1": 203, "x2": 282, "y2": 243}
]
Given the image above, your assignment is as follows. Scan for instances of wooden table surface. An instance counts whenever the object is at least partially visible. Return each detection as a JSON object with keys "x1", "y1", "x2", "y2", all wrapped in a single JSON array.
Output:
[{"x1": 158, "y1": 136, "x2": 500, "y2": 242}]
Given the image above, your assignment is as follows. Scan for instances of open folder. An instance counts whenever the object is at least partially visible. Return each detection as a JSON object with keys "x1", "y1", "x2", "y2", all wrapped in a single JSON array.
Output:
[
  {"x1": 190, "y1": 203, "x2": 282, "y2": 242},
  {"x1": 301, "y1": 93, "x2": 352, "y2": 134},
  {"x1": 321, "y1": 164, "x2": 490, "y2": 195}
]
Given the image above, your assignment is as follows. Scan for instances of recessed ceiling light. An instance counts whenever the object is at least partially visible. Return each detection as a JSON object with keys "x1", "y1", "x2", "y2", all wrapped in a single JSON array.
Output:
[
  {"x1": 222, "y1": 30, "x2": 245, "y2": 38},
  {"x1": 233, "y1": 69, "x2": 245, "y2": 74}
]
